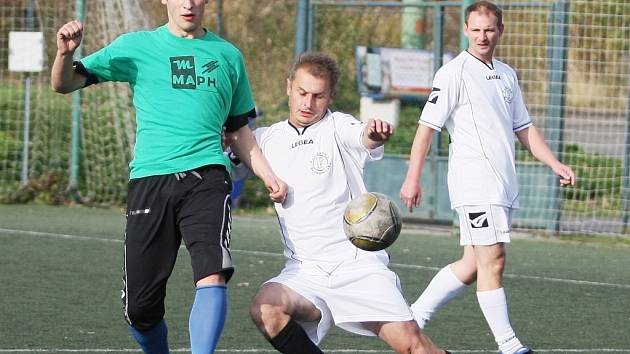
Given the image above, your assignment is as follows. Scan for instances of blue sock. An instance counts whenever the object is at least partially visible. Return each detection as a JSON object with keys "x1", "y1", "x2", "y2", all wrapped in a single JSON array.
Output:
[
  {"x1": 129, "y1": 319, "x2": 169, "y2": 354},
  {"x1": 189, "y1": 285, "x2": 228, "y2": 354}
]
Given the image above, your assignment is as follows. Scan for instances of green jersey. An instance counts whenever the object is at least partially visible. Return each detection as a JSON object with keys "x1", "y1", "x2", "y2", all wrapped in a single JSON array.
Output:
[{"x1": 81, "y1": 25, "x2": 255, "y2": 179}]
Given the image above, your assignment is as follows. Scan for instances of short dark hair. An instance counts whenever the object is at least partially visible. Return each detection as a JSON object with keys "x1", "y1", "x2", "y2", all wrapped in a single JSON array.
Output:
[
  {"x1": 465, "y1": 1, "x2": 503, "y2": 27},
  {"x1": 288, "y1": 52, "x2": 341, "y2": 97}
]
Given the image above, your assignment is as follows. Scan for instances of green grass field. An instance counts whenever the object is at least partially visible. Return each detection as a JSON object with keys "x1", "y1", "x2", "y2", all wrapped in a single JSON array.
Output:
[{"x1": 0, "y1": 204, "x2": 629, "y2": 353}]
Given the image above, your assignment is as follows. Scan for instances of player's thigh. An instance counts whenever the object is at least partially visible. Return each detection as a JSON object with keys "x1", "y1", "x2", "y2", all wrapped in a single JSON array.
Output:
[
  {"x1": 253, "y1": 282, "x2": 321, "y2": 322},
  {"x1": 178, "y1": 165, "x2": 234, "y2": 284},
  {"x1": 329, "y1": 259, "x2": 413, "y2": 337},
  {"x1": 124, "y1": 175, "x2": 181, "y2": 323}
]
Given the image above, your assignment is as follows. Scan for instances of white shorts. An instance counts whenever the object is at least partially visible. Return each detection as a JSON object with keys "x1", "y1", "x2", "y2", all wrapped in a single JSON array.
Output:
[
  {"x1": 455, "y1": 205, "x2": 513, "y2": 246},
  {"x1": 265, "y1": 254, "x2": 413, "y2": 345}
]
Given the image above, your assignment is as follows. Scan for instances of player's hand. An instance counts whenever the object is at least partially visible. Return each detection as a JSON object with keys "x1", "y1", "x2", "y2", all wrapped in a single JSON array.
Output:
[
  {"x1": 365, "y1": 119, "x2": 394, "y2": 142},
  {"x1": 553, "y1": 162, "x2": 576, "y2": 186},
  {"x1": 56, "y1": 20, "x2": 83, "y2": 55},
  {"x1": 400, "y1": 177, "x2": 421, "y2": 212},
  {"x1": 265, "y1": 176, "x2": 288, "y2": 204}
]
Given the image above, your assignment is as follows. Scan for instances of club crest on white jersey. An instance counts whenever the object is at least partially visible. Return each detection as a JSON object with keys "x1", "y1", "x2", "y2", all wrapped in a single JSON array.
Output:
[{"x1": 310, "y1": 152, "x2": 331, "y2": 174}]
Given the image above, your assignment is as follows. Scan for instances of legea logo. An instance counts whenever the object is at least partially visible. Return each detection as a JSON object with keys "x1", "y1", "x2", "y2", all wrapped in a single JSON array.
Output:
[{"x1": 170, "y1": 56, "x2": 218, "y2": 90}]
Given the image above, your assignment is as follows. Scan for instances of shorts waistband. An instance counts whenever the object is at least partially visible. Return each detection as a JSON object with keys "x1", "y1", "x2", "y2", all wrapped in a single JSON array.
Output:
[{"x1": 174, "y1": 164, "x2": 226, "y2": 181}]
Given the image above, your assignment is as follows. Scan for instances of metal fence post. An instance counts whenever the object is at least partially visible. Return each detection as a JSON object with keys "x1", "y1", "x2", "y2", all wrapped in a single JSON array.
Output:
[
  {"x1": 20, "y1": 0, "x2": 35, "y2": 186},
  {"x1": 69, "y1": 0, "x2": 85, "y2": 196},
  {"x1": 215, "y1": 0, "x2": 223, "y2": 37},
  {"x1": 430, "y1": 4, "x2": 445, "y2": 220},
  {"x1": 623, "y1": 49, "x2": 630, "y2": 233},
  {"x1": 295, "y1": 0, "x2": 310, "y2": 58},
  {"x1": 546, "y1": 0, "x2": 569, "y2": 233}
]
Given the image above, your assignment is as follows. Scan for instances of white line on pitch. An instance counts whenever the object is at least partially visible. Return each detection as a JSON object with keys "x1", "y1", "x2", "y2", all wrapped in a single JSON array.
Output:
[{"x1": 1, "y1": 227, "x2": 629, "y2": 290}]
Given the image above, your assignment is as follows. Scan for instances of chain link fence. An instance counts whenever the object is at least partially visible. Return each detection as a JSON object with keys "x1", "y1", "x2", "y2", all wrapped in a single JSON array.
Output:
[{"x1": 1, "y1": 0, "x2": 629, "y2": 235}]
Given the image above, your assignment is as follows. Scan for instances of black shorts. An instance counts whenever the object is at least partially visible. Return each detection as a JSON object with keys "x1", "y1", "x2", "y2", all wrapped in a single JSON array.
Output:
[{"x1": 122, "y1": 165, "x2": 233, "y2": 327}]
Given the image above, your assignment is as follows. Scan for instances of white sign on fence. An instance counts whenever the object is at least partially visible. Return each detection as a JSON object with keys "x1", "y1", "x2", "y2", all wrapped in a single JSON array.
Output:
[{"x1": 9, "y1": 31, "x2": 44, "y2": 72}]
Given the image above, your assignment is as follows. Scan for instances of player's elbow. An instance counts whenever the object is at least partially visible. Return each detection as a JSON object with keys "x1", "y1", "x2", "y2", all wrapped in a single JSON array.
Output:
[
  {"x1": 51, "y1": 74, "x2": 85, "y2": 94},
  {"x1": 51, "y1": 81, "x2": 75, "y2": 94}
]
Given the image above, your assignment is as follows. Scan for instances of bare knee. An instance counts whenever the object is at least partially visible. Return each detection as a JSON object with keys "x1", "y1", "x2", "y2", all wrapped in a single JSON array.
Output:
[
  {"x1": 250, "y1": 298, "x2": 290, "y2": 338},
  {"x1": 125, "y1": 302, "x2": 164, "y2": 331},
  {"x1": 477, "y1": 250, "x2": 506, "y2": 278},
  {"x1": 480, "y1": 258, "x2": 505, "y2": 276}
]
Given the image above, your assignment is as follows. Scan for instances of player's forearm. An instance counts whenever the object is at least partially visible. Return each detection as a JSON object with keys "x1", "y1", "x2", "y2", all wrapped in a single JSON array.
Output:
[
  {"x1": 247, "y1": 150, "x2": 279, "y2": 186},
  {"x1": 51, "y1": 52, "x2": 83, "y2": 93},
  {"x1": 404, "y1": 126, "x2": 434, "y2": 181},
  {"x1": 517, "y1": 126, "x2": 562, "y2": 168},
  {"x1": 531, "y1": 144, "x2": 562, "y2": 169},
  {"x1": 227, "y1": 127, "x2": 273, "y2": 181},
  {"x1": 228, "y1": 127, "x2": 287, "y2": 203}
]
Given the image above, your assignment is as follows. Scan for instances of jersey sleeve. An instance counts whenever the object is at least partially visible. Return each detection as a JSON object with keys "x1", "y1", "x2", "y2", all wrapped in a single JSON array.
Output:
[
  {"x1": 224, "y1": 108, "x2": 254, "y2": 133},
  {"x1": 418, "y1": 66, "x2": 459, "y2": 131},
  {"x1": 511, "y1": 73, "x2": 533, "y2": 132},
  {"x1": 227, "y1": 51, "x2": 256, "y2": 118},
  {"x1": 79, "y1": 33, "x2": 135, "y2": 83},
  {"x1": 333, "y1": 112, "x2": 383, "y2": 162}
]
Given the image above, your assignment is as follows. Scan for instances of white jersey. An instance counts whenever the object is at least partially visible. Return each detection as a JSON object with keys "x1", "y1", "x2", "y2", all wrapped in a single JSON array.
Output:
[
  {"x1": 420, "y1": 51, "x2": 532, "y2": 208},
  {"x1": 252, "y1": 111, "x2": 385, "y2": 264}
]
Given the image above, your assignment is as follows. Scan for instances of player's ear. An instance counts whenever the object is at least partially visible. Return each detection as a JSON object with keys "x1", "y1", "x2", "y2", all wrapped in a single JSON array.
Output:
[{"x1": 286, "y1": 78, "x2": 291, "y2": 96}]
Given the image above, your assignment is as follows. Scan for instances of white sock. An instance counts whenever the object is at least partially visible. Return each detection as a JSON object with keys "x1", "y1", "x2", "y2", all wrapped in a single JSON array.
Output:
[
  {"x1": 476, "y1": 288, "x2": 523, "y2": 354},
  {"x1": 411, "y1": 264, "x2": 467, "y2": 328}
]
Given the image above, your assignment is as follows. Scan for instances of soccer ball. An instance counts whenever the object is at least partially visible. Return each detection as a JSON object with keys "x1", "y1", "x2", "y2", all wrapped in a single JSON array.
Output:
[{"x1": 343, "y1": 192, "x2": 402, "y2": 251}]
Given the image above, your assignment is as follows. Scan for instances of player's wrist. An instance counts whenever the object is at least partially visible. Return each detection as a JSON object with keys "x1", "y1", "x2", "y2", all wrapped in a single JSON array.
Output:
[{"x1": 56, "y1": 49, "x2": 75, "y2": 59}]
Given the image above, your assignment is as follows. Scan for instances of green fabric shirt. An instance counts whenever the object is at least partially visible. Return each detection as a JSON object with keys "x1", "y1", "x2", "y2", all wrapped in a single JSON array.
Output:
[{"x1": 81, "y1": 25, "x2": 255, "y2": 179}]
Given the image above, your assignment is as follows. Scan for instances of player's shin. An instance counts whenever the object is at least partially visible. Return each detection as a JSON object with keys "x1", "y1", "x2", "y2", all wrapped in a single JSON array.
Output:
[
  {"x1": 189, "y1": 285, "x2": 228, "y2": 354},
  {"x1": 129, "y1": 319, "x2": 169, "y2": 354},
  {"x1": 268, "y1": 318, "x2": 323, "y2": 354},
  {"x1": 411, "y1": 265, "x2": 467, "y2": 328},
  {"x1": 477, "y1": 288, "x2": 525, "y2": 354}
]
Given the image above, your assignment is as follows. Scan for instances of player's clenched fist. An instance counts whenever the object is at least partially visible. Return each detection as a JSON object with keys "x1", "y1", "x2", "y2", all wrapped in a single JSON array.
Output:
[
  {"x1": 365, "y1": 118, "x2": 394, "y2": 142},
  {"x1": 56, "y1": 20, "x2": 83, "y2": 55}
]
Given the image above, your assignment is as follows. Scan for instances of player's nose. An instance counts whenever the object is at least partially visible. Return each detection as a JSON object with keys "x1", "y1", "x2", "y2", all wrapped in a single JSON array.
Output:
[{"x1": 303, "y1": 94, "x2": 315, "y2": 107}]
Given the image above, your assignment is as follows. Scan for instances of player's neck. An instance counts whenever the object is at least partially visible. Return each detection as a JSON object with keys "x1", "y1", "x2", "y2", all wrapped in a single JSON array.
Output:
[
  {"x1": 466, "y1": 50, "x2": 494, "y2": 66},
  {"x1": 166, "y1": 23, "x2": 206, "y2": 39}
]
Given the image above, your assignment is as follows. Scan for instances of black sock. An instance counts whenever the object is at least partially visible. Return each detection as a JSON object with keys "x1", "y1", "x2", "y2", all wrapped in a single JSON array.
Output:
[{"x1": 268, "y1": 318, "x2": 323, "y2": 354}]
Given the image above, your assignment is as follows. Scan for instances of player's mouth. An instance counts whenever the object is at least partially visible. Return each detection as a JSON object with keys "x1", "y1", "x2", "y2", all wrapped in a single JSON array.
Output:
[
  {"x1": 299, "y1": 110, "x2": 314, "y2": 118},
  {"x1": 182, "y1": 14, "x2": 195, "y2": 22}
]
